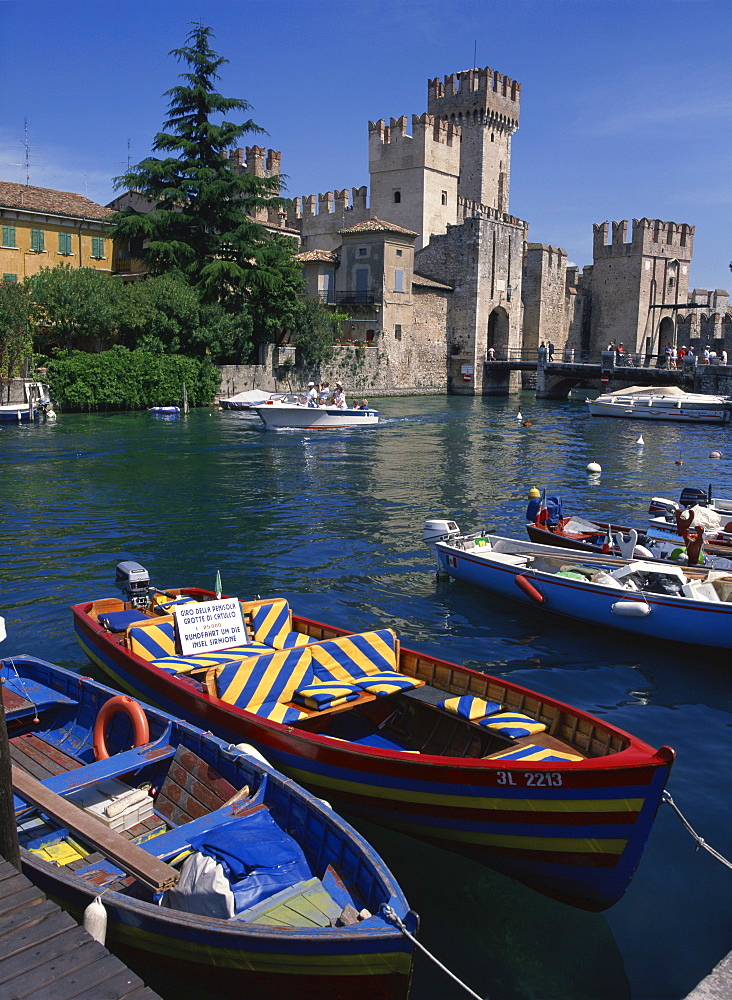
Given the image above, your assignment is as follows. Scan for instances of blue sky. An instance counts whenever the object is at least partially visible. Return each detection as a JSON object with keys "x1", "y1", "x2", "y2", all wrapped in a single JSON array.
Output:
[{"x1": 1, "y1": 0, "x2": 730, "y2": 289}]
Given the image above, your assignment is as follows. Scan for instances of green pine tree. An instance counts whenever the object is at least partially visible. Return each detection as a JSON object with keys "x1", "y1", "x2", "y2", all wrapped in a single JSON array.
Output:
[{"x1": 110, "y1": 23, "x2": 303, "y2": 357}]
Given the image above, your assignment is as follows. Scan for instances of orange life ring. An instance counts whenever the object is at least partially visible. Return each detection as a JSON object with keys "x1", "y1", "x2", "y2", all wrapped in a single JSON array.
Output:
[{"x1": 93, "y1": 696, "x2": 150, "y2": 760}]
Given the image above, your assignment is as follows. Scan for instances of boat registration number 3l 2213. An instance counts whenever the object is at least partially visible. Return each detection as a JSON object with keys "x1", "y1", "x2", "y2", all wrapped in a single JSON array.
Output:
[{"x1": 497, "y1": 771, "x2": 565, "y2": 787}]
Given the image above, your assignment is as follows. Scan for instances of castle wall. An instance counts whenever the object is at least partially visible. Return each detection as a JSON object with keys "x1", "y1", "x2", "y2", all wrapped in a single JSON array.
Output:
[
  {"x1": 415, "y1": 215, "x2": 525, "y2": 392},
  {"x1": 293, "y1": 187, "x2": 370, "y2": 252},
  {"x1": 522, "y1": 243, "x2": 568, "y2": 354}
]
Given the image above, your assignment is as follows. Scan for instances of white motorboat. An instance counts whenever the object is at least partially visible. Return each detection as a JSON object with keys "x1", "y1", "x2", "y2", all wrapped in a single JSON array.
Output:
[
  {"x1": 219, "y1": 390, "x2": 290, "y2": 413},
  {"x1": 255, "y1": 402, "x2": 379, "y2": 429},
  {"x1": 587, "y1": 385, "x2": 732, "y2": 423}
]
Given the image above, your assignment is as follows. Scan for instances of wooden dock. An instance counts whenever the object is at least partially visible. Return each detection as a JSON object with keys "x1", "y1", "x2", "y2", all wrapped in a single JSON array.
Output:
[{"x1": 0, "y1": 855, "x2": 162, "y2": 1000}]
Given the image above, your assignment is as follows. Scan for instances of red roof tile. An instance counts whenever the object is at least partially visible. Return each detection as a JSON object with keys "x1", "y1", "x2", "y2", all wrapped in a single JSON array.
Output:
[{"x1": 0, "y1": 181, "x2": 113, "y2": 221}]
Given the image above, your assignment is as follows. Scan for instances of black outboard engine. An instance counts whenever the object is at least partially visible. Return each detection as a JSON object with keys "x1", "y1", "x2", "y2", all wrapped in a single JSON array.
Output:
[
  {"x1": 679, "y1": 486, "x2": 710, "y2": 508},
  {"x1": 115, "y1": 560, "x2": 152, "y2": 608}
]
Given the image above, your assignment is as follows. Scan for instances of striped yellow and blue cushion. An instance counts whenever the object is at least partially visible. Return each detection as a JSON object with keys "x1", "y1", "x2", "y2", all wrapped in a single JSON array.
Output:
[
  {"x1": 154, "y1": 596, "x2": 197, "y2": 614},
  {"x1": 310, "y1": 629, "x2": 398, "y2": 685},
  {"x1": 151, "y1": 644, "x2": 269, "y2": 674},
  {"x1": 293, "y1": 682, "x2": 361, "y2": 710},
  {"x1": 254, "y1": 701, "x2": 309, "y2": 724},
  {"x1": 488, "y1": 744, "x2": 583, "y2": 762},
  {"x1": 479, "y1": 712, "x2": 548, "y2": 738},
  {"x1": 216, "y1": 646, "x2": 314, "y2": 712},
  {"x1": 354, "y1": 671, "x2": 422, "y2": 696},
  {"x1": 129, "y1": 621, "x2": 177, "y2": 661},
  {"x1": 250, "y1": 600, "x2": 293, "y2": 649},
  {"x1": 439, "y1": 696, "x2": 502, "y2": 720}
]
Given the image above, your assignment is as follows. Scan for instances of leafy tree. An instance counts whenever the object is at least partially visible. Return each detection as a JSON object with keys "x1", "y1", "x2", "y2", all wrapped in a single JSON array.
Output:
[
  {"x1": 27, "y1": 265, "x2": 120, "y2": 356},
  {"x1": 0, "y1": 279, "x2": 32, "y2": 384},
  {"x1": 110, "y1": 23, "x2": 303, "y2": 357},
  {"x1": 46, "y1": 346, "x2": 220, "y2": 411},
  {"x1": 292, "y1": 298, "x2": 347, "y2": 368}
]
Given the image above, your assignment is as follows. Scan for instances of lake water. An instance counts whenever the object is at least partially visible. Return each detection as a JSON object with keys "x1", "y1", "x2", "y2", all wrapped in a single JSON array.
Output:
[{"x1": 1, "y1": 394, "x2": 730, "y2": 1000}]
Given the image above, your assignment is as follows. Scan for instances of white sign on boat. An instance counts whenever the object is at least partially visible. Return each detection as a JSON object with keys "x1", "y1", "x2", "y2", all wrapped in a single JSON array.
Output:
[{"x1": 174, "y1": 598, "x2": 247, "y2": 655}]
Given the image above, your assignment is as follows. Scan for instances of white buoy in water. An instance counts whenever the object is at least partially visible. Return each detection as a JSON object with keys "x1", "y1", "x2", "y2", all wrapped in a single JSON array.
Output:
[
  {"x1": 636, "y1": 434, "x2": 644, "y2": 446},
  {"x1": 586, "y1": 461, "x2": 602, "y2": 473},
  {"x1": 83, "y1": 895, "x2": 107, "y2": 944},
  {"x1": 516, "y1": 411, "x2": 523, "y2": 420}
]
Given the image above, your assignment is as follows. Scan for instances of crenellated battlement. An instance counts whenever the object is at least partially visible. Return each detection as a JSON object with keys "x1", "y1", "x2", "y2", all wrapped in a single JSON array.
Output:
[
  {"x1": 593, "y1": 218, "x2": 695, "y2": 259},
  {"x1": 226, "y1": 146, "x2": 282, "y2": 179},
  {"x1": 457, "y1": 196, "x2": 526, "y2": 229},
  {"x1": 368, "y1": 115, "x2": 461, "y2": 147},
  {"x1": 289, "y1": 186, "x2": 368, "y2": 221},
  {"x1": 427, "y1": 66, "x2": 520, "y2": 130}
]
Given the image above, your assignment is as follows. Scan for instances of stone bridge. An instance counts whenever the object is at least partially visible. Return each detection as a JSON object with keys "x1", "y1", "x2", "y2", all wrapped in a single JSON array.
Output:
[{"x1": 483, "y1": 352, "x2": 694, "y2": 398}]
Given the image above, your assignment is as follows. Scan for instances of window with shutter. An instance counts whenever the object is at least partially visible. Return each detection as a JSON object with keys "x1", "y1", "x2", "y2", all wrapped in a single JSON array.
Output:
[
  {"x1": 3, "y1": 273, "x2": 18, "y2": 283},
  {"x1": 58, "y1": 233, "x2": 72, "y2": 255},
  {"x1": 2, "y1": 225, "x2": 16, "y2": 247},
  {"x1": 31, "y1": 229, "x2": 45, "y2": 253},
  {"x1": 91, "y1": 236, "x2": 105, "y2": 258}
]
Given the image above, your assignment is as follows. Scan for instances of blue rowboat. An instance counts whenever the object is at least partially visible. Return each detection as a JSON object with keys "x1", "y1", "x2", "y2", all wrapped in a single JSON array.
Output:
[
  {"x1": 71, "y1": 563, "x2": 675, "y2": 912},
  {"x1": 3, "y1": 654, "x2": 415, "y2": 1000},
  {"x1": 424, "y1": 520, "x2": 732, "y2": 649}
]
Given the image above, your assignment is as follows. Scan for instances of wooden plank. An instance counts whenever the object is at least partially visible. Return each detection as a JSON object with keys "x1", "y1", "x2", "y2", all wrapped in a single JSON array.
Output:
[
  {"x1": 0, "y1": 924, "x2": 92, "y2": 986},
  {"x1": 6, "y1": 939, "x2": 118, "y2": 999},
  {"x1": 12, "y1": 767, "x2": 179, "y2": 892},
  {"x1": 0, "y1": 908, "x2": 80, "y2": 964}
]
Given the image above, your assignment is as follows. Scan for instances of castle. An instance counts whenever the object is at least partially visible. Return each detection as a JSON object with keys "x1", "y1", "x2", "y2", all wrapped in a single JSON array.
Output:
[{"x1": 219, "y1": 63, "x2": 729, "y2": 395}]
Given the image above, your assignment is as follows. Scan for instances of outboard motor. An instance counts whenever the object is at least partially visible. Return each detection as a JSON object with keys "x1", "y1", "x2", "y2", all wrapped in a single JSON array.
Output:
[
  {"x1": 422, "y1": 519, "x2": 460, "y2": 551},
  {"x1": 648, "y1": 495, "x2": 678, "y2": 517},
  {"x1": 423, "y1": 519, "x2": 461, "y2": 576},
  {"x1": 115, "y1": 560, "x2": 152, "y2": 608},
  {"x1": 679, "y1": 486, "x2": 710, "y2": 508}
]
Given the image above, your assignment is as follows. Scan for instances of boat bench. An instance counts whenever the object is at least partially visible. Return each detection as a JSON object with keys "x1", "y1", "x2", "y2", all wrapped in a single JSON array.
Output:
[{"x1": 209, "y1": 626, "x2": 423, "y2": 721}]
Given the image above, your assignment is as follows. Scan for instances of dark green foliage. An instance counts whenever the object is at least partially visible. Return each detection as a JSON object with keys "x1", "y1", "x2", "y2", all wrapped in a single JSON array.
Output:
[
  {"x1": 46, "y1": 346, "x2": 220, "y2": 411},
  {"x1": 27, "y1": 265, "x2": 121, "y2": 355},
  {"x1": 109, "y1": 23, "x2": 302, "y2": 357},
  {"x1": 292, "y1": 299, "x2": 347, "y2": 367},
  {"x1": 0, "y1": 279, "x2": 32, "y2": 379}
]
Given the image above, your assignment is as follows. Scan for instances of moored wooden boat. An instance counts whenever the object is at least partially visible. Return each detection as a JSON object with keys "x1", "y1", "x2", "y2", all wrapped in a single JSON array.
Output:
[
  {"x1": 3, "y1": 654, "x2": 415, "y2": 1000},
  {"x1": 424, "y1": 520, "x2": 732, "y2": 649},
  {"x1": 71, "y1": 562, "x2": 675, "y2": 912}
]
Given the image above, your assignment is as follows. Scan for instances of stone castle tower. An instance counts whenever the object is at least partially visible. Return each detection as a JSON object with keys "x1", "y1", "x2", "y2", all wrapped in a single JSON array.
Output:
[
  {"x1": 368, "y1": 115, "x2": 461, "y2": 251},
  {"x1": 427, "y1": 67, "x2": 520, "y2": 213},
  {"x1": 589, "y1": 218, "x2": 694, "y2": 355}
]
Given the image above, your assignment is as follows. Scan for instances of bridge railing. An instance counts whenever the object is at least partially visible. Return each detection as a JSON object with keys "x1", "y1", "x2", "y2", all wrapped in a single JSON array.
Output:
[{"x1": 488, "y1": 347, "x2": 696, "y2": 370}]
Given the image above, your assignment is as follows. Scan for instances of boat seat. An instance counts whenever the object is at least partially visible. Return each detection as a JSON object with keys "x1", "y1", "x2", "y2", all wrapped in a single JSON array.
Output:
[
  {"x1": 215, "y1": 646, "x2": 313, "y2": 723},
  {"x1": 127, "y1": 617, "x2": 269, "y2": 673},
  {"x1": 439, "y1": 695, "x2": 502, "y2": 720},
  {"x1": 485, "y1": 743, "x2": 583, "y2": 762},
  {"x1": 308, "y1": 629, "x2": 402, "y2": 684},
  {"x1": 233, "y1": 876, "x2": 342, "y2": 927},
  {"x1": 243, "y1": 598, "x2": 313, "y2": 650},
  {"x1": 478, "y1": 712, "x2": 548, "y2": 738},
  {"x1": 98, "y1": 609, "x2": 152, "y2": 632},
  {"x1": 293, "y1": 682, "x2": 361, "y2": 711}
]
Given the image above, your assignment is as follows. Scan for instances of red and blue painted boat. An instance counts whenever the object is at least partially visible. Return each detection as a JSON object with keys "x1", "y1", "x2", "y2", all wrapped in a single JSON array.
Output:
[
  {"x1": 71, "y1": 562, "x2": 675, "y2": 913},
  {"x1": 4, "y1": 653, "x2": 415, "y2": 1000}
]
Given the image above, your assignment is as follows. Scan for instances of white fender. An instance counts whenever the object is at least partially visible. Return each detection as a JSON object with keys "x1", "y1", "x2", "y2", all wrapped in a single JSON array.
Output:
[
  {"x1": 611, "y1": 601, "x2": 652, "y2": 617},
  {"x1": 632, "y1": 544, "x2": 654, "y2": 558},
  {"x1": 83, "y1": 895, "x2": 107, "y2": 944}
]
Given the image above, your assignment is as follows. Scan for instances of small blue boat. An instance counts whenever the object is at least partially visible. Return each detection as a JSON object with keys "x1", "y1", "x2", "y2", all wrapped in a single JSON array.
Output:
[
  {"x1": 149, "y1": 405, "x2": 180, "y2": 415},
  {"x1": 424, "y1": 520, "x2": 732, "y2": 650},
  {"x1": 3, "y1": 654, "x2": 416, "y2": 999}
]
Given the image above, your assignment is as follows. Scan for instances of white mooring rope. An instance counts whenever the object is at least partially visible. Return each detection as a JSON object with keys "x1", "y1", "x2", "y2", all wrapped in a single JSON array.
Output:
[
  {"x1": 663, "y1": 791, "x2": 732, "y2": 869},
  {"x1": 381, "y1": 904, "x2": 487, "y2": 1000}
]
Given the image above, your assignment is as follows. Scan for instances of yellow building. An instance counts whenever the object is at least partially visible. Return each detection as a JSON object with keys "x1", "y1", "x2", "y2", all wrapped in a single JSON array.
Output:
[{"x1": 0, "y1": 181, "x2": 116, "y2": 283}]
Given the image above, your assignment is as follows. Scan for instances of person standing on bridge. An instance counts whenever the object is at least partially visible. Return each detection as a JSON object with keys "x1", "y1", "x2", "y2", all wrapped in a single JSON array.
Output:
[
  {"x1": 538, "y1": 342, "x2": 547, "y2": 365},
  {"x1": 548, "y1": 341, "x2": 555, "y2": 362},
  {"x1": 488, "y1": 346, "x2": 495, "y2": 361}
]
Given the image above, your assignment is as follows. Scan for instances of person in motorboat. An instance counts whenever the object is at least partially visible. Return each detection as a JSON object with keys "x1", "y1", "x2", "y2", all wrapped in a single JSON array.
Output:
[
  {"x1": 306, "y1": 382, "x2": 318, "y2": 407},
  {"x1": 333, "y1": 382, "x2": 347, "y2": 409},
  {"x1": 318, "y1": 381, "x2": 330, "y2": 404}
]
